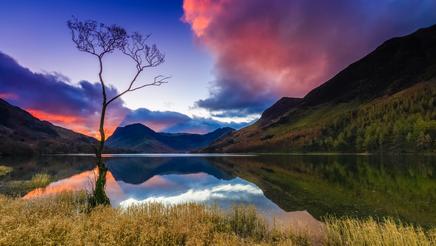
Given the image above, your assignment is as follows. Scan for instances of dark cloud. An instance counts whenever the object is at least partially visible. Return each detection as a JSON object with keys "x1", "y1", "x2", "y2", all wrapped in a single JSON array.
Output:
[
  {"x1": 183, "y1": 0, "x2": 436, "y2": 116},
  {"x1": 195, "y1": 78, "x2": 276, "y2": 116},
  {"x1": 0, "y1": 51, "x2": 247, "y2": 135},
  {"x1": 0, "y1": 51, "x2": 129, "y2": 136}
]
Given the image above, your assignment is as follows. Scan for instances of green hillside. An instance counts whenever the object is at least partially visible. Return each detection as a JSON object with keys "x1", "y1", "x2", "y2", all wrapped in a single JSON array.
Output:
[{"x1": 206, "y1": 82, "x2": 435, "y2": 153}]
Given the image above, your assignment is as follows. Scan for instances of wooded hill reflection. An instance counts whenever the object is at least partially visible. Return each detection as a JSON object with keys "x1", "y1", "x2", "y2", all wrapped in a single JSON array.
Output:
[{"x1": 207, "y1": 155, "x2": 436, "y2": 227}]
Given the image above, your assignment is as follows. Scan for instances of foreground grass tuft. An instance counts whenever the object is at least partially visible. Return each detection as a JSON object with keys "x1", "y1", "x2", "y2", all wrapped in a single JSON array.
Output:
[{"x1": 0, "y1": 193, "x2": 434, "y2": 245}]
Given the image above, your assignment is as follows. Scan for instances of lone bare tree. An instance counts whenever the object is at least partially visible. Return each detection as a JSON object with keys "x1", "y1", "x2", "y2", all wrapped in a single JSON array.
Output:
[{"x1": 67, "y1": 18, "x2": 169, "y2": 206}]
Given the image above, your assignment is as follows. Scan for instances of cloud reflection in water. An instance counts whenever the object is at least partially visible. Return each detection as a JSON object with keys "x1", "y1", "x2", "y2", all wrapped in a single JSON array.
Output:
[{"x1": 24, "y1": 169, "x2": 282, "y2": 215}]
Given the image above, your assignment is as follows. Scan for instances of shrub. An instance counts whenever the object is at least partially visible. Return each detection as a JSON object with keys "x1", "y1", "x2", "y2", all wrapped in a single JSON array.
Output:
[{"x1": 0, "y1": 165, "x2": 13, "y2": 177}]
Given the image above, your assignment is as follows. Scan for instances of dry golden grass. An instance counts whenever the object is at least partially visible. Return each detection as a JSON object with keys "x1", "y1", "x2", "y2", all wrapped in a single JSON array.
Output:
[
  {"x1": 325, "y1": 216, "x2": 436, "y2": 246},
  {"x1": 0, "y1": 193, "x2": 434, "y2": 245},
  {"x1": 0, "y1": 193, "x2": 309, "y2": 246}
]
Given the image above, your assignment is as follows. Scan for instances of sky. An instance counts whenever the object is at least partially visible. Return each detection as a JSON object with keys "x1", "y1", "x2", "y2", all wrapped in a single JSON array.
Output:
[{"x1": 0, "y1": 0, "x2": 436, "y2": 137}]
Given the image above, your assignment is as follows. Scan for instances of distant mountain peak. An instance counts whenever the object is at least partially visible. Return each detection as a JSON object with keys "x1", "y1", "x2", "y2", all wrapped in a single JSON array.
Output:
[
  {"x1": 114, "y1": 123, "x2": 156, "y2": 135},
  {"x1": 107, "y1": 123, "x2": 235, "y2": 153}
]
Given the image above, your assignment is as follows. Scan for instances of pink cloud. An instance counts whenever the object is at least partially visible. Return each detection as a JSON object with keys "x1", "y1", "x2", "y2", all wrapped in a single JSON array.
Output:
[{"x1": 183, "y1": 0, "x2": 436, "y2": 115}]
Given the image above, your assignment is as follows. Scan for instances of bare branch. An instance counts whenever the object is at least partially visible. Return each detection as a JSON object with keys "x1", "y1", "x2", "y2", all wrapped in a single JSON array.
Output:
[
  {"x1": 106, "y1": 75, "x2": 171, "y2": 105},
  {"x1": 67, "y1": 17, "x2": 129, "y2": 106},
  {"x1": 67, "y1": 17, "x2": 127, "y2": 58},
  {"x1": 130, "y1": 75, "x2": 171, "y2": 91},
  {"x1": 104, "y1": 32, "x2": 168, "y2": 106},
  {"x1": 121, "y1": 33, "x2": 165, "y2": 71}
]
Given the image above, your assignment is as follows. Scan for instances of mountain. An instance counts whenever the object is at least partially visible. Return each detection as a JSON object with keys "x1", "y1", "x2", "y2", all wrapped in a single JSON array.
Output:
[
  {"x1": 0, "y1": 99, "x2": 97, "y2": 156},
  {"x1": 204, "y1": 25, "x2": 436, "y2": 153},
  {"x1": 259, "y1": 97, "x2": 302, "y2": 124},
  {"x1": 106, "y1": 123, "x2": 235, "y2": 153}
]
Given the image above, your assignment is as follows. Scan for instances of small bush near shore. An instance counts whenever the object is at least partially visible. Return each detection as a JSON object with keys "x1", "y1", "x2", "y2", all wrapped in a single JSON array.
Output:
[
  {"x1": 0, "y1": 193, "x2": 434, "y2": 245},
  {"x1": 29, "y1": 173, "x2": 52, "y2": 188},
  {"x1": 0, "y1": 172, "x2": 53, "y2": 196},
  {"x1": 0, "y1": 165, "x2": 13, "y2": 177}
]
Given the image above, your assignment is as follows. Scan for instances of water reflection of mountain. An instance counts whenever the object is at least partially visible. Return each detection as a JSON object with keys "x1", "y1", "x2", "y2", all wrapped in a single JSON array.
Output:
[
  {"x1": 0, "y1": 156, "x2": 95, "y2": 196},
  {"x1": 0, "y1": 156, "x2": 95, "y2": 180},
  {"x1": 207, "y1": 155, "x2": 436, "y2": 227},
  {"x1": 106, "y1": 157, "x2": 234, "y2": 184}
]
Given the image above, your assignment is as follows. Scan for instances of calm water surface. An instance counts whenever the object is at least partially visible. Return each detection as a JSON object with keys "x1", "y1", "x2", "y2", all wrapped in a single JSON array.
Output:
[{"x1": 1, "y1": 154, "x2": 435, "y2": 226}]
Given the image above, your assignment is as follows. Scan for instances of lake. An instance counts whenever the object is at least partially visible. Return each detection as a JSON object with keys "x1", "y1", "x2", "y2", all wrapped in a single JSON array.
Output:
[{"x1": 1, "y1": 154, "x2": 435, "y2": 227}]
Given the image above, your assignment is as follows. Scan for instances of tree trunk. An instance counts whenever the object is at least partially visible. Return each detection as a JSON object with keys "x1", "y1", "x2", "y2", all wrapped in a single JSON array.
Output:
[
  {"x1": 92, "y1": 102, "x2": 110, "y2": 206},
  {"x1": 93, "y1": 160, "x2": 110, "y2": 206}
]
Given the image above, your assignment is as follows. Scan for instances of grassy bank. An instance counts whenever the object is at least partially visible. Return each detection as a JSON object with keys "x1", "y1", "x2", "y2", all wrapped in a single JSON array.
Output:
[{"x1": 0, "y1": 193, "x2": 434, "y2": 245}]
